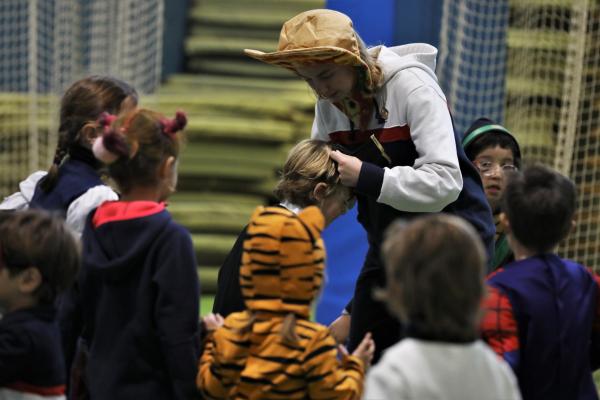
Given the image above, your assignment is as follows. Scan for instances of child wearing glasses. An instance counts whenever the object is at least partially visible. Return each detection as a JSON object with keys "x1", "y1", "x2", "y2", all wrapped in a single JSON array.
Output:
[{"x1": 463, "y1": 118, "x2": 522, "y2": 270}]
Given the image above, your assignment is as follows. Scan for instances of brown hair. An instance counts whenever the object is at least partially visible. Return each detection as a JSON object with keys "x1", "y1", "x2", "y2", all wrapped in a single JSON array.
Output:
[
  {"x1": 0, "y1": 210, "x2": 80, "y2": 304},
  {"x1": 95, "y1": 109, "x2": 186, "y2": 195},
  {"x1": 40, "y1": 75, "x2": 138, "y2": 192},
  {"x1": 379, "y1": 214, "x2": 486, "y2": 342},
  {"x1": 355, "y1": 33, "x2": 384, "y2": 97},
  {"x1": 502, "y1": 164, "x2": 576, "y2": 253},
  {"x1": 274, "y1": 139, "x2": 348, "y2": 206}
]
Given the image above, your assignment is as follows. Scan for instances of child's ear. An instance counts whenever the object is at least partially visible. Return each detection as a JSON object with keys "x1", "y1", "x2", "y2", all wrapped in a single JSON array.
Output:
[
  {"x1": 570, "y1": 219, "x2": 577, "y2": 233},
  {"x1": 312, "y1": 182, "x2": 329, "y2": 202},
  {"x1": 78, "y1": 122, "x2": 100, "y2": 147},
  {"x1": 18, "y1": 267, "x2": 42, "y2": 294},
  {"x1": 499, "y1": 212, "x2": 511, "y2": 233},
  {"x1": 159, "y1": 156, "x2": 176, "y2": 179}
]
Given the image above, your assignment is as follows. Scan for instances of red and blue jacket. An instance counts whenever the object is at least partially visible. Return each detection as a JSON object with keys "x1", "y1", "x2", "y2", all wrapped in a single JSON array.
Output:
[{"x1": 481, "y1": 254, "x2": 600, "y2": 400}]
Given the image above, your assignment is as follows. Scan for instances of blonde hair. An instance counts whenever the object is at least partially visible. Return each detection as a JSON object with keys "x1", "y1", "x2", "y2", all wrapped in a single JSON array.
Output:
[
  {"x1": 274, "y1": 139, "x2": 347, "y2": 206},
  {"x1": 379, "y1": 214, "x2": 486, "y2": 341}
]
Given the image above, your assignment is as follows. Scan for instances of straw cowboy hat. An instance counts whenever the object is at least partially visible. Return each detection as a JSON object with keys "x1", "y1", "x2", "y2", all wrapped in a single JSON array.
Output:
[{"x1": 244, "y1": 9, "x2": 369, "y2": 72}]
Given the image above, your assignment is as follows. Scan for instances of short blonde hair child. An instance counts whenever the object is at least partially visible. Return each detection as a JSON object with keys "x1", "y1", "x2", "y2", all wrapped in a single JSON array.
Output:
[{"x1": 274, "y1": 139, "x2": 351, "y2": 208}]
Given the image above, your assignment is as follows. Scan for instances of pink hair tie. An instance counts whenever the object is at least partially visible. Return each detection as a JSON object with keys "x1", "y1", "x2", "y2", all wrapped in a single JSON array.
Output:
[
  {"x1": 98, "y1": 112, "x2": 118, "y2": 133},
  {"x1": 92, "y1": 136, "x2": 119, "y2": 164},
  {"x1": 160, "y1": 110, "x2": 187, "y2": 137}
]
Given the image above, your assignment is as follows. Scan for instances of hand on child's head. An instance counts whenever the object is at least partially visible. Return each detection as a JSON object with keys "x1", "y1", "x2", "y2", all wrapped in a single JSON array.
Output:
[
  {"x1": 203, "y1": 313, "x2": 224, "y2": 331},
  {"x1": 352, "y1": 332, "x2": 375, "y2": 367}
]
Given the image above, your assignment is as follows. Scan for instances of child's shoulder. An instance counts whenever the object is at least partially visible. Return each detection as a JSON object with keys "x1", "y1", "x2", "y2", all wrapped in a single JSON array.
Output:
[{"x1": 0, "y1": 306, "x2": 58, "y2": 344}]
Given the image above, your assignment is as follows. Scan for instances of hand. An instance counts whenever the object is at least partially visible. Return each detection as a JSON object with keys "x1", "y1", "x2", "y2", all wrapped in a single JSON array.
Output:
[
  {"x1": 352, "y1": 332, "x2": 375, "y2": 367},
  {"x1": 329, "y1": 313, "x2": 351, "y2": 344},
  {"x1": 203, "y1": 313, "x2": 224, "y2": 331},
  {"x1": 330, "y1": 150, "x2": 362, "y2": 187}
]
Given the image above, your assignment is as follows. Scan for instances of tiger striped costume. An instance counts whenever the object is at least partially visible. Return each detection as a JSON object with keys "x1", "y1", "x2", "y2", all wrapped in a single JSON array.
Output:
[{"x1": 197, "y1": 206, "x2": 364, "y2": 399}]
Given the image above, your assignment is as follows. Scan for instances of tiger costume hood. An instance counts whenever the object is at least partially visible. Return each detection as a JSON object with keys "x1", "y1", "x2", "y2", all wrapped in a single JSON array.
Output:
[{"x1": 240, "y1": 205, "x2": 326, "y2": 318}]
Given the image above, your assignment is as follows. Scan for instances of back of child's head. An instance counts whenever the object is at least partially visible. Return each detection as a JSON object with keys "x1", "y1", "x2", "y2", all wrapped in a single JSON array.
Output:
[
  {"x1": 380, "y1": 214, "x2": 486, "y2": 341},
  {"x1": 0, "y1": 210, "x2": 80, "y2": 304},
  {"x1": 274, "y1": 139, "x2": 350, "y2": 206},
  {"x1": 92, "y1": 108, "x2": 187, "y2": 195},
  {"x1": 463, "y1": 118, "x2": 522, "y2": 168},
  {"x1": 41, "y1": 75, "x2": 138, "y2": 192},
  {"x1": 241, "y1": 205, "x2": 325, "y2": 323},
  {"x1": 502, "y1": 164, "x2": 576, "y2": 253}
]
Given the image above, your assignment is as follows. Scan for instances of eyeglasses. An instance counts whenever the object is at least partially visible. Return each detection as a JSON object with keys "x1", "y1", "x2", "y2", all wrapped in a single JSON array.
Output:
[{"x1": 474, "y1": 160, "x2": 517, "y2": 176}]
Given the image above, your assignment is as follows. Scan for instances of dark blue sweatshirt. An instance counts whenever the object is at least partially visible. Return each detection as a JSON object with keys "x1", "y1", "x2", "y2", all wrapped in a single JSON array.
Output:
[
  {"x1": 0, "y1": 305, "x2": 66, "y2": 397},
  {"x1": 79, "y1": 201, "x2": 201, "y2": 399}
]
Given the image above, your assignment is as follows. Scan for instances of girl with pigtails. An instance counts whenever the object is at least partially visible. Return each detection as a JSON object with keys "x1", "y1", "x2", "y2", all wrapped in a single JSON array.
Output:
[
  {"x1": 0, "y1": 75, "x2": 138, "y2": 236},
  {"x1": 73, "y1": 109, "x2": 201, "y2": 399}
]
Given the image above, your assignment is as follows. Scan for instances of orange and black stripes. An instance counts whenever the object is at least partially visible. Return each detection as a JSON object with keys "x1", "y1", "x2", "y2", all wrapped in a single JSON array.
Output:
[
  {"x1": 197, "y1": 206, "x2": 364, "y2": 399},
  {"x1": 198, "y1": 312, "x2": 364, "y2": 399}
]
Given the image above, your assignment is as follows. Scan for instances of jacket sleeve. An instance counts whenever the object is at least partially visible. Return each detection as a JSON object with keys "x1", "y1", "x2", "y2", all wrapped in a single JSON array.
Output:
[
  {"x1": 212, "y1": 226, "x2": 248, "y2": 317},
  {"x1": 311, "y1": 79, "x2": 462, "y2": 213},
  {"x1": 0, "y1": 171, "x2": 46, "y2": 211},
  {"x1": 197, "y1": 313, "x2": 250, "y2": 399},
  {"x1": 365, "y1": 83, "x2": 462, "y2": 212},
  {"x1": 153, "y1": 227, "x2": 201, "y2": 400},
  {"x1": 480, "y1": 285, "x2": 520, "y2": 374},
  {"x1": 304, "y1": 329, "x2": 364, "y2": 400},
  {"x1": 66, "y1": 185, "x2": 118, "y2": 237}
]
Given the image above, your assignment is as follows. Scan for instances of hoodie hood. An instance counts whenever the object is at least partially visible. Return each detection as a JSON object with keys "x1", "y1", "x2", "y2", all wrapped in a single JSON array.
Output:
[
  {"x1": 240, "y1": 205, "x2": 325, "y2": 318},
  {"x1": 374, "y1": 43, "x2": 439, "y2": 85},
  {"x1": 83, "y1": 201, "x2": 170, "y2": 280}
]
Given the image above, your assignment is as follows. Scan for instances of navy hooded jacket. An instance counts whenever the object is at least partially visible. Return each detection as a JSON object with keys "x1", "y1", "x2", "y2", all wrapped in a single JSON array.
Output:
[{"x1": 79, "y1": 201, "x2": 201, "y2": 399}]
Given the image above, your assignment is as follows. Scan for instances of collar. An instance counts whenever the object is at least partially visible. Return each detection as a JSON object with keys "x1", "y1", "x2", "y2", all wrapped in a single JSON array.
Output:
[
  {"x1": 68, "y1": 144, "x2": 102, "y2": 170},
  {"x1": 279, "y1": 201, "x2": 302, "y2": 215},
  {"x1": 92, "y1": 201, "x2": 165, "y2": 228},
  {"x1": 405, "y1": 322, "x2": 477, "y2": 344}
]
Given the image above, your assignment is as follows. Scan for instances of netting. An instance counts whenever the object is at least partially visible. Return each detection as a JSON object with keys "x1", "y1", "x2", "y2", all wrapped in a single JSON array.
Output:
[
  {"x1": 439, "y1": 0, "x2": 600, "y2": 269},
  {"x1": 0, "y1": 0, "x2": 163, "y2": 197},
  {"x1": 438, "y1": 0, "x2": 510, "y2": 134}
]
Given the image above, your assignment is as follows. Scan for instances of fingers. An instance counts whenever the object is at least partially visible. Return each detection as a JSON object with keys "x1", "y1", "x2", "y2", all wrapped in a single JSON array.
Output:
[
  {"x1": 337, "y1": 344, "x2": 349, "y2": 357},
  {"x1": 356, "y1": 332, "x2": 372, "y2": 352},
  {"x1": 352, "y1": 332, "x2": 375, "y2": 365},
  {"x1": 329, "y1": 150, "x2": 345, "y2": 163},
  {"x1": 329, "y1": 150, "x2": 361, "y2": 187},
  {"x1": 203, "y1": 313, "x2": 225, "y2": 331}
]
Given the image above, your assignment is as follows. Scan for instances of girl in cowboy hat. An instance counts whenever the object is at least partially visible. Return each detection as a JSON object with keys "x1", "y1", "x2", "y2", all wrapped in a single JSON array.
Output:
[{"x1": 245, "y1": 9, "x2": 494, "y2": 362}]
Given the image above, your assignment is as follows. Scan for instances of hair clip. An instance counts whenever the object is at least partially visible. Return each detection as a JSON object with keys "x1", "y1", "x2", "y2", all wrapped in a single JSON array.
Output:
[
  {"x1": 98, "y1": 112, "x2": 118, "y2": 133},
  {"x1": 160, "y1": 111, "x2": 187, "y2": 137},
  {"x1": 92, "y1": 136, "x2": 119, "y2": 164}
]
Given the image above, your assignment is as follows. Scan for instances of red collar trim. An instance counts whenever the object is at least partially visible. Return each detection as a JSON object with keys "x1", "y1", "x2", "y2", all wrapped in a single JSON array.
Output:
[
  {"x1": 93, "y1": 201, "x2": 166, "y2": 228},
  {"x1": 5, "y1": 382, "x2": 65, "y2": 396}
]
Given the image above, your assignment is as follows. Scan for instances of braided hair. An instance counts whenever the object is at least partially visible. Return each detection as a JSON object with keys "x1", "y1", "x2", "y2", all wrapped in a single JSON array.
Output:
[{"x1": 39, "y1": 76, "x2": 138, "y2": 192}]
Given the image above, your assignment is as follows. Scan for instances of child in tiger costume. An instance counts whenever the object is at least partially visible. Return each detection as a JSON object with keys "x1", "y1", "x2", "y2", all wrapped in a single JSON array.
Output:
[{"x1": 197, "y1": 205, "x2": 374, "y2": 399}]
